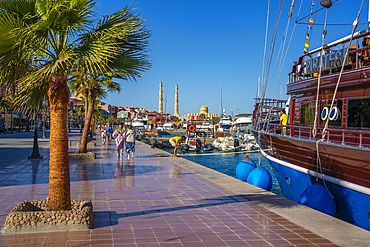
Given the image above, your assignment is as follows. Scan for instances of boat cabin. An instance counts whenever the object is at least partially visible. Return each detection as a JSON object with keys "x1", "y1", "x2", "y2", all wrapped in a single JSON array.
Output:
[{"x1": 256, "y1": 30, "x2": 370, "y2": 148}]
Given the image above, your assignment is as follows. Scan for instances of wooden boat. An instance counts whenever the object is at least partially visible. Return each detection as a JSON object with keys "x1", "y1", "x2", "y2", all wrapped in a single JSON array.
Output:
[{"x1": 251, "y1": 1, "x2": 370, "y2": 231}]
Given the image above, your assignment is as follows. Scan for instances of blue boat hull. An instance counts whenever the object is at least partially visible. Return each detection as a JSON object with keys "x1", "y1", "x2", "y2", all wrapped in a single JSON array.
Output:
[
  {"x1": 251, "y1": 127, "x2": 370, "y2": 232},
  {"x1": 264, "y1": 150, "x2": 370, "y2": 231}
]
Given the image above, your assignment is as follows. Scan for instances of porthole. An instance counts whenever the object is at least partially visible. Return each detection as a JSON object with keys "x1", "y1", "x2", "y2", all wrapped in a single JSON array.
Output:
[
  {"x1": 329, "y1": 106, "x2": 340, "y2": 121},
  {"x1": 367, "y1": 211, "x2": 370, "y2": 221},
  {"x1": 285, "y1": 176, "x2": 291, "y2": 186},
  {"x1": 321, "y1": 107, "x2": 329, "y2": 121}
]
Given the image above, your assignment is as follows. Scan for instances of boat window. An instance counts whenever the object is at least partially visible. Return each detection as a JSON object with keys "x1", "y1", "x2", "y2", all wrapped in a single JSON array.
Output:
[
  {"x1": 320, "y1": 99, "x2": 342, "y2": 127},
  {"x1": 347, "y1": 97, "x2": 370, "y2": 129},
  {"x1": 300, "y1": 101, "x2": 316, "y2": 126}
]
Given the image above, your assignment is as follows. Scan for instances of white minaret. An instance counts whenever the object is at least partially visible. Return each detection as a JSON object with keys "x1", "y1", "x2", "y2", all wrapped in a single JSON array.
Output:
[
  {"x1": 174, "y1": 84, "x2": 179, "y2": 117},
  {"x1": 158, "y1": 81, "x2": 163, "y2": 113}
]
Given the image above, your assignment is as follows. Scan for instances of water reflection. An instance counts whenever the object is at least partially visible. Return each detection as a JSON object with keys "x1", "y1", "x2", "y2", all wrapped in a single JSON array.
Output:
[
  {"x1": 31, "y1": 160, "x2": 39, "y2": 184},
  {"x1": 124, "y1": 159, "x2": 135, "y2": 189},
  {"x1": 113, "y1": 158, "x2": 135, "y2": 191},
  {"x1": 79, "y1": 162, "x2": 88, "y2": 181},
  {"x1": 169, "y1": 164, "x2": 182, "y2": 178},
  {"x1": 114, "y1": 159, "x2": 124, "y2": 191}
]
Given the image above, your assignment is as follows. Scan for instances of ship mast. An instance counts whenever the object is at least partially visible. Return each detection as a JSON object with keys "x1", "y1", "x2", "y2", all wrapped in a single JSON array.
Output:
[{"x1": 219, "y1": 80, "x2": 222, "y2": 117}]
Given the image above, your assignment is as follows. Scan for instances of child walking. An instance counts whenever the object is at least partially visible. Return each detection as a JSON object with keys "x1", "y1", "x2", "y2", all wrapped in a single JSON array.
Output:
[
  {"x1": 112, "y1": 124, "x2": 126, "y2": 157},
  {"x1": 125, "y1": 125, "x2": 135, "y2": 159}
]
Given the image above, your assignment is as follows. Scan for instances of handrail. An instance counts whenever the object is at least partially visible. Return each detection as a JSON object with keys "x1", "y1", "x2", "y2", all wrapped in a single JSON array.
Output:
[{"x1": 257, "y1": 123, "x2": 370, "y2": 148}]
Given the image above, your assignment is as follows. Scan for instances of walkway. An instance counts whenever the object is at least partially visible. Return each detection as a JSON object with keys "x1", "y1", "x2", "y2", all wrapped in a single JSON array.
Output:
[{"x1": 0, "y1": 130, "x2": 369, "y2": 246}]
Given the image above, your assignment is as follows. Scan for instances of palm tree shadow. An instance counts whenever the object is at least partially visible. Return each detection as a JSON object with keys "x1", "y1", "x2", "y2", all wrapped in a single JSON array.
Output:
[{"x1": 92, "y1": 194, "x2": 299, "y2": 228}]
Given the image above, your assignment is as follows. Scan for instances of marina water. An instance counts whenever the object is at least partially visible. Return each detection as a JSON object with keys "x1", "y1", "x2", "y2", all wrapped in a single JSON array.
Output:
[{"x1": 180, "y1": 151, "x2": 284, "y2": 197}]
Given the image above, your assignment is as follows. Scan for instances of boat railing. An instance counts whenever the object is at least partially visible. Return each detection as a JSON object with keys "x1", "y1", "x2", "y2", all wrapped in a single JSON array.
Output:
[{"x1": 261, "y1": 123, "x2": 370, "y2": 148}]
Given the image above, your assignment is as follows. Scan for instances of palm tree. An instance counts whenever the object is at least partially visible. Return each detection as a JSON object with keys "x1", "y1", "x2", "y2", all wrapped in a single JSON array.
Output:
[
  {"x1": 70, "y1": 75, "x2": 120, "y2": 153},
  {"x1": 0, "y1": 1, "x2": 150, "y2": 211}
]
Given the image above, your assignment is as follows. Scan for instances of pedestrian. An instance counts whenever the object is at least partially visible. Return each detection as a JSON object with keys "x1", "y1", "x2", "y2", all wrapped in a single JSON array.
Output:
[
  {"x1": 101, "y1": 125, "x2": 106, "y2": 145},
  {"x1": 112, "y1": 124, "x2": 126, "y2": 157},
  {"x1": 279, "y1": 109, "x2": 288, "y2": 136},
  {"x1": 125, "y1": 125, "x2": 136, "y2": 160},
  {"x1": 105, "y1": 122, "x2": 113, "y2": 142},
  {"x1": 169, "y1": 136, "x2": 186, "y2": 157},
  {"x1": 4, "y1": 122, "x2": 7, "y2": 133}
]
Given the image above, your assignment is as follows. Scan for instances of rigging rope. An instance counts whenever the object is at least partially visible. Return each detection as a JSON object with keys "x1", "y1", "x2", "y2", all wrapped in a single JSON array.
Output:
[
  {"x1": 295, "y1": 0, "x2": 340, "y2": 23},
  {"x1": 312, "y1": 0, "x2": 365, "y2": 194},
  {"x1": 312, "y1": 8, "x2": 329, "y2": 139},
  {"x1": 257, "y1": 0, "x2": 285, "y2": 130},
  {"x1": 321, "y1": 0, "x2": 364, "y2": 139}
]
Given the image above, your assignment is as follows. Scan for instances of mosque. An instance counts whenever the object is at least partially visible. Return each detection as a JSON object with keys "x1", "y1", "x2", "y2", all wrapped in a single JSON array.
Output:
[
  {"x1": 158, "y1": 81, "x2": 217, "y2": 121},
  {"x1": 185, "y1": 105, "x2": 218, "y2": 120}
]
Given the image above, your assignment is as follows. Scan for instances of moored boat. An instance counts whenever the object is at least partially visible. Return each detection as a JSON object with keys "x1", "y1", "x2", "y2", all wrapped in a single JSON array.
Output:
[{"x1": 251, "y1": 0, "x2": 370, "y2": 231}]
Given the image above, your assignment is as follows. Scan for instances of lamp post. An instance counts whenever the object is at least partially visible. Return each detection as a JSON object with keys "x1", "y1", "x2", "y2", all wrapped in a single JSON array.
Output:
[
  {"x1": 79, "y1": 117, "x2": 83, "y2": 133},
  {"x1": 29, "y1": 110, "x2": 43, "y2": 159},
  {"x1": 42, "y1": 99, "x2": 48, "y2": 139}
]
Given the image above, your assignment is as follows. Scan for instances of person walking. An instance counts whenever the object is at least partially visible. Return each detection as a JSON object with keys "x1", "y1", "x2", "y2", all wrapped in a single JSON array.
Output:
[
  {"x1": 112, "y1": 124, "x2": 126, "y2": 157},
  {"x1": 125, "y1": 125, "x2": 136, "y2": 160},
  {"x1": 101, "y1": 125, "x2": 107, "y2": 145},
  {"x1": 105, "y1": 122, "x2": 113, "y2": 142},
  {"x1": 169, "y1": 136, "x2": 186, "y2": 157}
]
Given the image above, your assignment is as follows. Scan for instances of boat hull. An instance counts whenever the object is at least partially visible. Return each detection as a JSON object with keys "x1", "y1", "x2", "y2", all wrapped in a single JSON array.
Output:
[{"x1": 252, "y1": 129, "x2": 370, "y2": 231}]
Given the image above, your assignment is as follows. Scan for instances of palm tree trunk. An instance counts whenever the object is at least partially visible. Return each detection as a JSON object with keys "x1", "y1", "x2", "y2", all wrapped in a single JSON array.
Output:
[
  {"x1": 47, "y1": 75, "x2": 71, "y2": 211},
  {"x1": 84, "y1": 89, "x2": 89, "y2": 120},
  {"x1": 79, "y1": 87, "x2": 97, "y2": 153}
]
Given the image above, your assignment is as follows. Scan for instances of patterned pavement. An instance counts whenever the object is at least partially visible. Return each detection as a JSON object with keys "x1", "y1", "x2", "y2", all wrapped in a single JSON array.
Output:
[{"x1": 0, "y1": 130, "x2": 341, "y2": 246}]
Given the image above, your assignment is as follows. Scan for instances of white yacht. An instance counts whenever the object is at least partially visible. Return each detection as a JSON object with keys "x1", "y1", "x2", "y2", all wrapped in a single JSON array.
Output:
[{"x1": 232, "y1": 116, "x2": 252, "y2": 130}]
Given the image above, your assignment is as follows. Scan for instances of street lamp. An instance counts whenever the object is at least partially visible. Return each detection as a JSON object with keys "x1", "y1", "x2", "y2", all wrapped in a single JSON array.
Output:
[
  {"x1": 42, "y1": 99, "x2": 48, "y2": 139},
  {"x1": 28, "y1": 110, "x2": 43, "y2": 159}
]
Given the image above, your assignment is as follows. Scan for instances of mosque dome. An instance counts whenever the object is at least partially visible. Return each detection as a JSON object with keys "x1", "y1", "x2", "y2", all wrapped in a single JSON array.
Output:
[{"x1": 200, "y1": 105, "x2": 209, "y2": 114}]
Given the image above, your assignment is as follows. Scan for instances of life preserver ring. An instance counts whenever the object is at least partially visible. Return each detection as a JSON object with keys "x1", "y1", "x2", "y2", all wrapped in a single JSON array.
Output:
[
  {"x1": 321, "y1": 107, "x2": 329, "y2": 121},
  {"x1": 189, "y1": 125, "x2": 195, "y2": 131},
  {"x1": 329, "y1": 106, "x2": 340, "y2": 121}
]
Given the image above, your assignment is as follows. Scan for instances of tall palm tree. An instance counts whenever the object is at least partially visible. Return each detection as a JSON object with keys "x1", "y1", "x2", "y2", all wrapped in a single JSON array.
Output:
[{"x1": 0, "y1": 0, "x2": 151, "y2": 211}]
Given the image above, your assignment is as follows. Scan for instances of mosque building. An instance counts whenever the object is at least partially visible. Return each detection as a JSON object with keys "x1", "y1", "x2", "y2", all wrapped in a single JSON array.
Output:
[{"x1": 185, "y1": 105, "x2": 218, "y2": 120}]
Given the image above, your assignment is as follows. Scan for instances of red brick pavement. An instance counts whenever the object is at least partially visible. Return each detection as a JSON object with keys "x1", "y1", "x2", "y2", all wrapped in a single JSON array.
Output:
[{"x1": 0, "y1": 133, "x2": 339, "y2": 246}]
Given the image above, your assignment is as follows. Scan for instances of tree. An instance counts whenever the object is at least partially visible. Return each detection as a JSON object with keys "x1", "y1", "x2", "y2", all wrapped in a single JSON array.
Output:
[
  {"x1": 0, "y1": 0, "x2": 150, "y2": 211},
  {"x1": 70, "y1": 76, "x2": 120, "y2": 153}
]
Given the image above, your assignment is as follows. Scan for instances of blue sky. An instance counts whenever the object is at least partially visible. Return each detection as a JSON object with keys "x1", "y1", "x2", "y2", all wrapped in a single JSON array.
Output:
[{"x1": 96, "y1": 0, "x2": 369, "y2": 116}]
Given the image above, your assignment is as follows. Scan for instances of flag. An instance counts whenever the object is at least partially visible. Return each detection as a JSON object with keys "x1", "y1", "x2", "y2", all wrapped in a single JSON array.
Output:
[
  {"x1": 305, "y1": 40, "x2": 310, "y2": 48},
  {"x1": 309, "y1": 18, "x2": 314, "y2": 24},
  {"x1": 306, "y1": 33, "x2": 310, "y2": 39},
  {"x1": 304, "y1": 48, "x2": 307, "y2": 53},
  {"x1": 308, "y1": 25, "x2": 312, "y2": 30}
]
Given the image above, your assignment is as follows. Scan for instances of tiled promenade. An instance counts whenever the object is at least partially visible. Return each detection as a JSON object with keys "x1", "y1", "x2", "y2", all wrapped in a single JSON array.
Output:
[{"x1": 0, "y1": 130, "x2": 369, "y2": 246}]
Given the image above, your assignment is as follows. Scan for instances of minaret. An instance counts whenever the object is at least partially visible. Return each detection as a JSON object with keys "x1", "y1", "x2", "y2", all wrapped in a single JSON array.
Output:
[
  {"x1": 158, "y1": 81, "x2": 163, "y2": 113},
  {"x1": 174, "y1": 84, "x2": 179, "y2": 117}
]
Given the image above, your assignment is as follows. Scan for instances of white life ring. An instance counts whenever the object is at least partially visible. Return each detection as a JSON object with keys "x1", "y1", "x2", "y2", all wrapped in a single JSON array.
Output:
[
  {"x1": 329, "y1": 106, "x2": 340, "y2": 121},
  {"x1": 321, "y1": 107, "x2": 329, "y2": 121}
]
